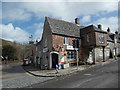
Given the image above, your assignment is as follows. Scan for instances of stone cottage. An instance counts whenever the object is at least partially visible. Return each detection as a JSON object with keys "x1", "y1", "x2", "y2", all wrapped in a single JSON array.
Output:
[
  {"x1": 106, "y1": 28, "x2": 120, "y2": 60},
  {"x1": 114, "y1": 31, "x2": 120, "y2": 58}
]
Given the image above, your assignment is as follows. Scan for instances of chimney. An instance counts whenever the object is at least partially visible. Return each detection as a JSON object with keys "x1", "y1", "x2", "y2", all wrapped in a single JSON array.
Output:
[
  {"x1": 107, "y1": 27, "x2": 110, "y2": 32},
  {"x1": 98, "y1": 24, "x2": 102, "y2": 30},
  {"x1": 75, "y1": 18, "x2": 80, "y2": 25},
  {"x1": 115, "y1": 31, "x2": 118, "y2": 34}
]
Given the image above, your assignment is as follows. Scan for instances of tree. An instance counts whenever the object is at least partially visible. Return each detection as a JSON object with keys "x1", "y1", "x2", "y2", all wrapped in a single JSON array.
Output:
[{"x1": 2, "y1": 45, "x2": 16, "y2": 60}]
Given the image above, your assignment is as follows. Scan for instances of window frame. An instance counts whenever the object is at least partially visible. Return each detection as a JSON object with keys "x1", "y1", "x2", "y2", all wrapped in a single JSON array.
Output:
[
  {"x1": 98, "y1": 33, "x2": 104, "y2": 43},
  {"x1": 63, "y1": 37, "x2": 69, "y2": 45},
  {"x1": 86, "y1": 33, "x2": 90, "y2": 42},
  {"x1": 67, "y1": 51, "x2": 76, "y2": 60}
]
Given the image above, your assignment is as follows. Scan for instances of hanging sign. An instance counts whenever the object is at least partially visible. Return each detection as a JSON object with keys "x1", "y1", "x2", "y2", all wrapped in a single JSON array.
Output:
[{"x1": 43, "y1": 48, "x2": 49, "y2": 52}]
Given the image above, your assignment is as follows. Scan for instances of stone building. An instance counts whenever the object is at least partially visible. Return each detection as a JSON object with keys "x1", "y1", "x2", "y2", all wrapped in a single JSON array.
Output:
[
  {"x1": 34, "y1": 16, "x2": 84, "y2": 69},
  {"x1": 114, "y1": 31, "x2": 120, "y2": 58},
  {"x1": 34, "y1": 16, "x2": 119, "y2": 70},
  {"x1": 106, "y1": 28, "x2": 115, "y2": 60},
  {"x1": 105, "y1": 28, "x2": 120, "y2": 60},
  {"x1": 80, "y1": 24, "x2": 107, "y2": 63}
]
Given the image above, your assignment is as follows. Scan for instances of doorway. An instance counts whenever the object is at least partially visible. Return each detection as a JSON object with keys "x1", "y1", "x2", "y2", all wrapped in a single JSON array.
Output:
[
  {"x1": 109, "y1": 49, "x2": 113, "y2": 58},
  {"x1": 52, "y1": 53, "x2": 59, "y2": 68}
]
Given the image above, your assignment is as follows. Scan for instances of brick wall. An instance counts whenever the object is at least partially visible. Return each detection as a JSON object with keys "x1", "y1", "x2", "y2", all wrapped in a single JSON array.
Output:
[
  {"x1": 81, "y1": 32, "x2": 96, "y2": 47},
  {"x1": 52, "y1": 34, "x2": 74, "y2": 51}
]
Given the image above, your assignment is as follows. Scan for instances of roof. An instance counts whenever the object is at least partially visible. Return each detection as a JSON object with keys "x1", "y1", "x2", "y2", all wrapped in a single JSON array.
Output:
[
  {"x1": 80, "y1": 25, "x2": 107, "y2": 35},
  {"x1": 46, "y1": 16, "x2": 85, "y2": 38},
  {"x1": 115, "y1": 34, "x2": 120, "y2": 43},
  {"x1": 107, "y1": 33, "x2": 114, "y2": 42}
]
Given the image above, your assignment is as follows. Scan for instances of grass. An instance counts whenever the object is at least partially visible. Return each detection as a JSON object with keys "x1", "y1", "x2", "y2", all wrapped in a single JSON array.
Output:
[{"x1": 2, "y1": 60, "x2": 23, "y2": 64}]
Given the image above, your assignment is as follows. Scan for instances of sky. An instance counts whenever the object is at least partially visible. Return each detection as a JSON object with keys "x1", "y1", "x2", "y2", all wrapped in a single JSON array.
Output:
[{"x1": 0, "y1": 0, "x2": 119, "y2": 44}]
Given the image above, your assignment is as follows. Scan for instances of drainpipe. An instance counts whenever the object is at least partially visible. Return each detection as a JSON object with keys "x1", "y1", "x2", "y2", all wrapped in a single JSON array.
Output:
[
  {"x1": 103, "y1": 46, "x2": 106, "y2": 62},
  {"x1": 93, "y1": 47, "x2": 96, "y2": 64},
  {"x1": 115, "y1": 48, "x2": 117, "y2": 60}
]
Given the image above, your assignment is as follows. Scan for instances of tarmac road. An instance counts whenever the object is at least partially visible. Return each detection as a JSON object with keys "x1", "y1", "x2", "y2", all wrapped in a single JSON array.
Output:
[
  {"x1": 27, "y1": 60, "x2": 119, "y2": 88},
  {"x1": 2, "y1": 63, "x2": 54, "y2": 88}
]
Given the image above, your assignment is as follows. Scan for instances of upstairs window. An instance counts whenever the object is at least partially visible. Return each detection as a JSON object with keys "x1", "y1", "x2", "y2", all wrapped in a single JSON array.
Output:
[
  {"x1": 64, "y1": 37, "x2": 69, "y2": 45},
  {"x1": 86, "y1": 33, "x2": 90, "y2": 42},
  {"x1": 98, "y1": 33, "x2": 104, "y2": 43}
]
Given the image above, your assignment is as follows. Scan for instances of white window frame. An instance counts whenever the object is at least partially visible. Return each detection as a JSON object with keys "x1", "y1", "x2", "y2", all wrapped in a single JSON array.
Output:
[{"x1": 63, "y1": 37, "x2": 69, "y2": 45}]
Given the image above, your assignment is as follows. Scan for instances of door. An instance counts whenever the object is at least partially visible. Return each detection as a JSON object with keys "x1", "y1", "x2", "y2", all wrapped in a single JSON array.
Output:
[{"x1": 52, "y1": 53, "x2": 58, "y2": 68}]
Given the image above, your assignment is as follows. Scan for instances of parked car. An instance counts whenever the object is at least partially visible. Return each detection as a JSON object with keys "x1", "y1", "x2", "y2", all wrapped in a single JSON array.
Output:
[{"x1": 23, "y1": 59, "x2": 29, "y2": 66}]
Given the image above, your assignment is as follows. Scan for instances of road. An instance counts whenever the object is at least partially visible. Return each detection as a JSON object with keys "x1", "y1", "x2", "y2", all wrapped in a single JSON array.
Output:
[
  {"x1": 1, "y1": 62, "x2": 54, "y2": 88},
  {"x1": 27, "y1": 60, "x2": 119, "y2": 88}
]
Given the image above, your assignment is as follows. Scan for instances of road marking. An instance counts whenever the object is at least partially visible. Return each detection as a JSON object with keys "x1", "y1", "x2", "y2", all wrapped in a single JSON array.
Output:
[
  {"x1": 74, "y1": 78, "x2": 92, "y2": 88},
  {"x1": 84, "y1": 74, "x2": 92, "y2": 76}
]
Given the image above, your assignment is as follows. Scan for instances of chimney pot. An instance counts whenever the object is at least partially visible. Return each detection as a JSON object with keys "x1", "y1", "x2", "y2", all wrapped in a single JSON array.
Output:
[
  {"x1": 115, "y1": 31, "x2": 118, "y2": 34},
  {"x1": 107, "y1": 27, "x2": 110, "y2": 32},
  {"x1": 98, "y1": 24, "x2": 102, "y2": 30},
  {"x1": 75, "y1": 18, "x2": 80, "y2": 25}
]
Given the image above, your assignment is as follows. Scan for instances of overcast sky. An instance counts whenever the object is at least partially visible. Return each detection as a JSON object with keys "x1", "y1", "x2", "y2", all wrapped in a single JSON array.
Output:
[{"x1": 0, "y1": 0, "x2": 119, "y2": 44}]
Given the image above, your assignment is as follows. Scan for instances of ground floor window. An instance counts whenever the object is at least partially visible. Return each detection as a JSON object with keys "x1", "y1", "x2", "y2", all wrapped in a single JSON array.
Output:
[{"x1": 67, "y1": 51, "x2": 76, "y2": 59}]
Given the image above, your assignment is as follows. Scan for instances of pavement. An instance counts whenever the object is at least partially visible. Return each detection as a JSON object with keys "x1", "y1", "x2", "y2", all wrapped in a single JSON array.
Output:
[{"x1": 23, "y1": 58, "x2": 118, "y2": 77}]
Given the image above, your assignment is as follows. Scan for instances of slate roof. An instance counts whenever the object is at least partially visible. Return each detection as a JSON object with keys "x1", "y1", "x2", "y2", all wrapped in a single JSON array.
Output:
[
  {"x1": 115, "y1": 34, "x2": 120, "y2": 43},
  {"x1": 80, "y1": 25, "x2": 107, "y2": 35},
  {"x1": 46, "y1": 16, "x2": 85, "y2": 38},
  {"x1": 107, "y1": 32, "x2": 120, "y2": 43},
  {"x1": 107, "y1": 33, "x2": 114, "y2": 42}
]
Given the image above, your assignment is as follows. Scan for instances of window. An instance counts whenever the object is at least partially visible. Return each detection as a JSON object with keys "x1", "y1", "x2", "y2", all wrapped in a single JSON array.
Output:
[
  {"x1": 45, "y1": 38, "x2": 47, "y2": 47},
  {"x1": 98, "y1": 33, "x2": 104, "y2": 43},
  {"x1": 64, "y1": 37, "x2": 69, "y2": 45},
  {"x1": 86, "y1": 33, "x2": 90, "y2": 42},
  {"x1": 67, "y1": 51, "x2": 76, "y2": 59}
]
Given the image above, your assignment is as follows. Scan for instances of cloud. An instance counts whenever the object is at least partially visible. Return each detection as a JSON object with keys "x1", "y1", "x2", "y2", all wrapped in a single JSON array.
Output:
[
  {"x1": 21, "y1": 2, "x2": 117, "y2": 21},
  {"x1": 0, "y1": 3, "x2": 2, "y2": 21},
  {"x1": 81, "y1": 15, "x2": 91, "y2": 23},
  {"x1": 2, "y1": 3, "x2": 32, "y2": 22},
  {"x1": 33, "y1": 23, "x2": 43, "y2": 41},
  {"x1": 2, "y1": 2, "x2": 118, "y2": 22},
  {"x1": 1, "y1": 2, "x2": 118, "y2": 43},
  {"x1": 1, "y1": 23, "x2": 30, "y2": 43},
  {"x1": 2, "y1": 0, "x2": 119, "y2": 2},
  {"x1": 94, "y1": 17, "x2": 118, "y2": 33},
  {"x1": 27, "y1": 23, "x2": 44, "y2": 41}
]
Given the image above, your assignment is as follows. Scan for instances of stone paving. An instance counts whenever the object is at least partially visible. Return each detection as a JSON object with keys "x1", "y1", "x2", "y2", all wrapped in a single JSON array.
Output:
[{"x1": 23, "y1": 59, "x2": 117, "y2": 77}]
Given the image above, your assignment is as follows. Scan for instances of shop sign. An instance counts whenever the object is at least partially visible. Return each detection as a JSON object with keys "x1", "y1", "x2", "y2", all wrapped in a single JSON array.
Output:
[
  {"x1": 66, "y1": 45, "x2": 74, "y2": 50},
  {"x1": 43, "y1": 48, "x2": 49, "y2": 52}
]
